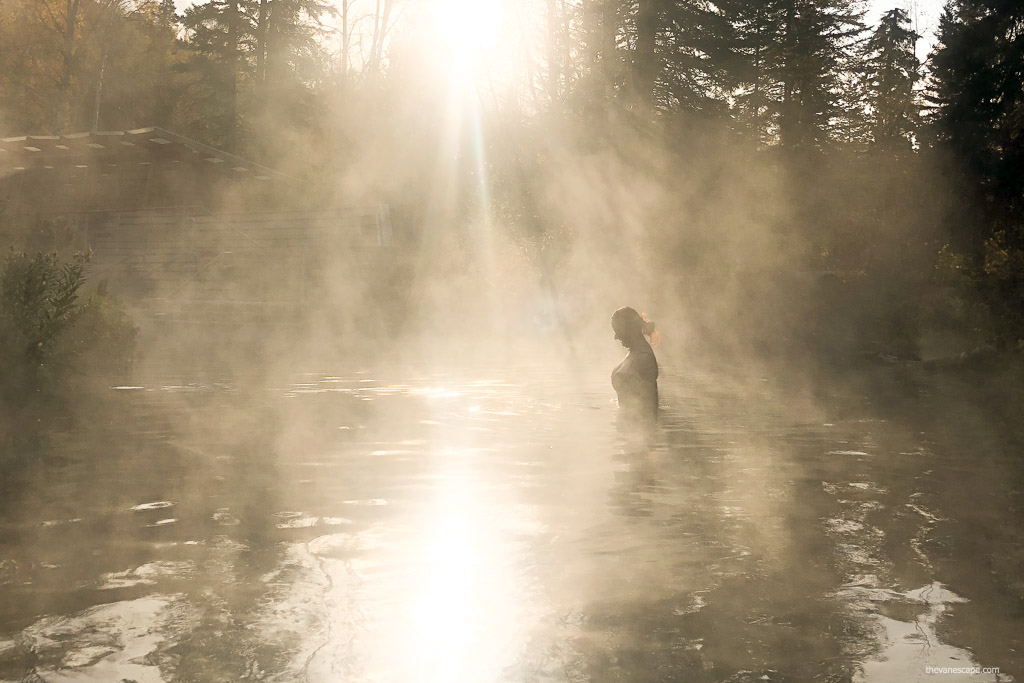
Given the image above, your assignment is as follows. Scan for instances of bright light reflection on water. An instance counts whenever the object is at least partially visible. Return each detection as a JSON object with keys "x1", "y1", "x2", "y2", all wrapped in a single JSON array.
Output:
[{"x1": 0, "y1": 366, "x2": 1022, "y2": 682}]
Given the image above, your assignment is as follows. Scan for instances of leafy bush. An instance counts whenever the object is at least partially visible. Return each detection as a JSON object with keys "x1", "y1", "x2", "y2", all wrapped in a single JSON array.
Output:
[
  {"x1": 1, "y1": 250, "x2": 87, "y2": 369},
  {"x1": 982, "y1": 231, "x2": 1024, "y2": 347},
  {"x1": 0, "y1": 250, "x2": 136, "y2": 401},
  {"x1": 63, "y1": 290, "x2": 138, "y2": 378}
]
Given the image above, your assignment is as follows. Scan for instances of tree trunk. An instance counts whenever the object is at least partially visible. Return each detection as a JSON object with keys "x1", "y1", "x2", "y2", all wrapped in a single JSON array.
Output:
[
  {"x1": 545, "y1": 0, "x2": 559, "y2": 105},
  {"x1": 226, "y1": 0, "x2": 239, "y2": 152},
  {"x1": 341, "y1": 0, "x2": 349, "y2": 80},
  {"x1": 560, "y1": 0, "x2": 571, "y2": 92},
  {"x1": 257, "y1": 0, "x2": 269, "y2": 85},
  {"x1": 92, "y1": 48, "x2": 106, "y2": 131},
  {"x1": 634, "y1": 0, "x2": 658, "y2": 106},
  {"x1": 91, "y1": 0, "x2": 122, "y2": 132},
  {"x1": 781, "y1": 0, "x2": 797, "y2": 147},
  {"x1": 370, "y1": 0, "x2": 393, "y2": 74},
  {"x1": 369, "y1": 0, "x2": 382, "y2": 74},
  {"x1": 583, "y1": 0, "x2": 615, "y2": 103},
  {"x1": 600, "y1": 0, "x2": 617, "y2": 84},
  {"x1": 55, "y1": 0, "x2": 81, "y2": 132},
  {"x1": 752, "y1": 5, "x2": 764, "y2": 141},
  {"x1": 583, "y1": 0, "x2": 601, "y2": 71}
]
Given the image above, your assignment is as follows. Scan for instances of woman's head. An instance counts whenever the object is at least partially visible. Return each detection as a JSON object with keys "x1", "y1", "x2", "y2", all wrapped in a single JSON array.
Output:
[{"x1": 612, "y1": 307, "x2": 656, "y2": 348}]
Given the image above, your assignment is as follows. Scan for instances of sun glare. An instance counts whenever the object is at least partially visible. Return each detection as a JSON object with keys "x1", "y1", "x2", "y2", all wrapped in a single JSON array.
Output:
[{"x1": 431, "y1": 0, "x2": 504, "y2": 58}]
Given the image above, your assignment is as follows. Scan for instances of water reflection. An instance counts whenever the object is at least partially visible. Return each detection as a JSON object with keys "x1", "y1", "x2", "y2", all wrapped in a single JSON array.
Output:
[{"x1": 0, "y1": 365, "x2": 1021, "y2": 681}]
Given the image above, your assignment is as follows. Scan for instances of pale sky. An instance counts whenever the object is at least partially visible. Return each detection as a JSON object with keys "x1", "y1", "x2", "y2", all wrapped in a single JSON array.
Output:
[{"x1": 866, "y1": 0, "x2": 946, "y2": 56}]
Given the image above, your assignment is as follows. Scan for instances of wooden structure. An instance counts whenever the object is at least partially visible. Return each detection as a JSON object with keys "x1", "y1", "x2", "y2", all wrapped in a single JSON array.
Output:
[
  {"x1": 87, "y1": 206, "x2": 394, "y2": 323},
  {"x1": 0, "y1": 127, "x2": 394, "y2": 323},
  {"x1": 0, "y1": 127, "x2": 283, "y2": 214}
]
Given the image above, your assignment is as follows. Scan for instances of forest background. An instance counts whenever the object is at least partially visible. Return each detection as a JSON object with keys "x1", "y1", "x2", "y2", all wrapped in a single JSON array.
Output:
[{"x1": 1, "y1": 0, "x2": 1022, "y2": 367}]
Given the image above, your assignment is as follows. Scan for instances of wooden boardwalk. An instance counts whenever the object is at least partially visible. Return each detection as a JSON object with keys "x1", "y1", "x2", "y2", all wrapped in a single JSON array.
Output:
[{"x1": 85, "y1": 206, "x2": 394, "y2": 323}]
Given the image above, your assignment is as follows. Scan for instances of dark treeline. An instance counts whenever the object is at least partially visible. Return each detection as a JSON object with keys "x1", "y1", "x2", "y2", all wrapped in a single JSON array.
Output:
[{"x1": 1, "y1": 0, "x2": 1022, "y2": 357}]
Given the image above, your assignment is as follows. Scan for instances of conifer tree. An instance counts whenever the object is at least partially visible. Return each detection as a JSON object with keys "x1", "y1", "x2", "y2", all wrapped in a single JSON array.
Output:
[
  {"x1": 864, "y1": 8, "x2": 920, "y2": 148},
  {"x1": 249, "y1": 0, "x2": 332, "y2": 161},
  {"x1": 179, "y1": 0, "x2": 259, "y2": 152},
  {"x1": 719, "y1": 0, "x2": 787, "y2": 141},
  {"x1": 252, "y1": 0, "x2": 331, "y2": 91},
  {"x1": 723, "y1": 0, "x2": 864, "y2": 147},
  {"x1": 781, "y1": 0, "x2": 865, "y2": 148},
  {"x1": 930, "y1": 0, "x2": 1024, "y2": 335},
  {"x1": 930, "y1": 0, "x2": 1024, "y2": 225},
  {"x1": 656, "y1": 0, "x2": 742, "y2": 115}
]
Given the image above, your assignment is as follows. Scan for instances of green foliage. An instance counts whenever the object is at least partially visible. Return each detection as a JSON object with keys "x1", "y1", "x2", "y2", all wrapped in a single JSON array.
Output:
[
  {"x1": 175, "y1": 0, "x2": 334, "y2": 154},
  {"x1": 929, "y1": 0, "x2": 1024, "y2": 342},
  {"x1": 0, "y1": 0, "x2": 1022, "y2": 352},
  {"x1": 63, "y1": 291, "x2": 138, "y2": 378},
  {"x1": 0, "y1": 250, "x2": 89, "y2": 369},
  {"x1": 0, "y1": 251, "x2": 136, "y2": 402},
  {"x1": 935, "y1": 243, "x2": 974, "y2": 285},
  {"x1": 656, "y1": 2, "x2": 744, "y2": 114},
  {"x1": 722, "y1": 0, "x2": 866, "y2": 146},
  {"x1": 930, "y1": 1, "x2": 1024, "y2": 222},
  {"x1": 981, "y1": 230, "x2": 1024, "y2": 343},
  {"x1": 0, "y1": 0, "x2": 182, "y2": 134},
  {"x1": 863, "y1": 8, "x2": 921, "y2": 148}
]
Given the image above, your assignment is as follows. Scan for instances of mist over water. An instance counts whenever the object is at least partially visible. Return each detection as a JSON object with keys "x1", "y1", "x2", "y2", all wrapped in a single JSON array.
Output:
[
  {"x1": 3, "y1": 0, "x2": 1024, "y2": 680},
  {"x1": 2, "y1": 357, "x2": 1023, "y2": 682}
]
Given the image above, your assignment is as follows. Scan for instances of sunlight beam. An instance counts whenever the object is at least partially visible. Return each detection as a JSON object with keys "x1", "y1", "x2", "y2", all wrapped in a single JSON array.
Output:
[{"x1": 431, "y1": 0, "x2": 504, "y2": 61}]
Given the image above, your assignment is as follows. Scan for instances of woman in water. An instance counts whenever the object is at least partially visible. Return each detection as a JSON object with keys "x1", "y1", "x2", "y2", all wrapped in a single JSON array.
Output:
[{"x1": 611, "y1": 306, "x2": 658, "y2": 424}]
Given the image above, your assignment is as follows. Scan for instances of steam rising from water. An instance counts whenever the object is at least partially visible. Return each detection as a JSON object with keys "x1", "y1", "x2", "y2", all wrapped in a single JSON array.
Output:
[{"x1": 2, "y1": 366, "x2": 1021, "y2": 680}]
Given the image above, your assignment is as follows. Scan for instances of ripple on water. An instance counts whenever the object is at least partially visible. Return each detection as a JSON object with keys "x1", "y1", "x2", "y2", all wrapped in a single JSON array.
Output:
[
  {"x1": 825, "y1": 518, "x2": 867, "y2": 534},
  {"x1": 98, "y1": 561, "x2": 195, "y2": 590},
  {"x1": 3, "y1": 368, "x2": 1019, "y2": 682},
  {"x1": 212, "y1": 509, "x2": 240, "y2": 526},
  {"x1": 130, "y1": 501, "x2": 176, "y2": 512},
  {"x1": 847, "y1": 583, "x2": 1006, "y2": 683},
  {"x1": 41, "y1": 517, "x2": 83, "y2": 527},
  {"x1": 10, "y1": 595, "x2": 193, "y2": 682},
  {"x1": 275, "y1": 516, "x2": 353, "y2": 530}
]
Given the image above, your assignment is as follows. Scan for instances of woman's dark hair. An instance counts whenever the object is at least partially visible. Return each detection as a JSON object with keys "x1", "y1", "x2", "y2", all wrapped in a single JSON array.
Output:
[{"x1": 612, "y1": 306, "x2": 656, "y2": 339}]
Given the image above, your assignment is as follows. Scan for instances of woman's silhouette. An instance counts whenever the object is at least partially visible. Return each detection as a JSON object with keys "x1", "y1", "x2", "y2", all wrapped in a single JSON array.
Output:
[{"x1": 611, "y1": 307, "x2": 658, "y2": 425}]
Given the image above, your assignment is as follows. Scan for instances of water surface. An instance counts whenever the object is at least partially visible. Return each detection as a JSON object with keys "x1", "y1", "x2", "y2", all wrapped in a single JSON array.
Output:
[{"x1": 1, "y1": 363, "x2": 1021, "y2": 682}]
